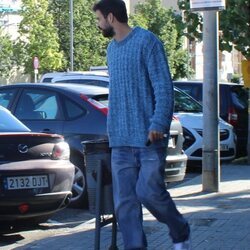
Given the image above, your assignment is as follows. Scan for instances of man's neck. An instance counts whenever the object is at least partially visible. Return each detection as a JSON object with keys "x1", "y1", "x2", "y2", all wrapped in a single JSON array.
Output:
[{"x1": 113, "y1": 24, "x2": 132, "y2": 42}]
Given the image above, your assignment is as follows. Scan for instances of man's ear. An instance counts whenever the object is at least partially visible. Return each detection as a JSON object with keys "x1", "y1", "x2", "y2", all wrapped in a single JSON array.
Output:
[{"x1": 107, "y1": 13, "x2": 114, "y2": 23}]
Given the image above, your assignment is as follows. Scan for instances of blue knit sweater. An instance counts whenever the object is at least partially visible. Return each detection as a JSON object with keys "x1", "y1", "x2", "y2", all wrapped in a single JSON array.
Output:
[{"x1": 107, "y1": 27, "x2": 174, "y2": 148}]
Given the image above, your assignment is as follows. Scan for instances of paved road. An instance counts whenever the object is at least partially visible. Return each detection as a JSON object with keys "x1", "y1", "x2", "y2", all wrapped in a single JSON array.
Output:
[
  {"x1": 0, "y1": 172, "x2": 200, "y2": 249},
  {"x1": 0, "y1": 208, "x2": 94, "y2": 249}
]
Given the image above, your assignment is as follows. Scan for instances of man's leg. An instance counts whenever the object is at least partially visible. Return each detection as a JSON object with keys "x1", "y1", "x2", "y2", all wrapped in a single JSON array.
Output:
[
  {"x1": 136, "y1": 147, "x2": 190, "y2": 243},
  {"x1": 111, "y1": 147, "x2": 147, "y2": 249}
]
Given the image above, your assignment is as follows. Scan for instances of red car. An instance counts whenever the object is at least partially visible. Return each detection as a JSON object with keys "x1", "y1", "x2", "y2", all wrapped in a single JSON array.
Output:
[{"x1": 0, "y1": 106, "x2": 74, "y2": 225}]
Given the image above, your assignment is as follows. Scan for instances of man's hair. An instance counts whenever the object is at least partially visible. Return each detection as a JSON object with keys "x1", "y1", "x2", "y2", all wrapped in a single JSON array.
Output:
[{"x1": 93, "y1": 0, "x2": 128, "y2": 23}]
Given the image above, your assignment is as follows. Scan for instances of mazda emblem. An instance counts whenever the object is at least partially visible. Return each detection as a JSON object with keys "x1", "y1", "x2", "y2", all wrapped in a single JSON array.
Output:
[{"x1": 18, "y1": 144, "x2": 29, "y2": 154}]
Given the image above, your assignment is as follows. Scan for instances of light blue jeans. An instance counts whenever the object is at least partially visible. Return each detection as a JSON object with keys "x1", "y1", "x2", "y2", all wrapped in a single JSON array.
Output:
[{"x1": 111, "y1": 146, "x2": 190, "y2": 250}]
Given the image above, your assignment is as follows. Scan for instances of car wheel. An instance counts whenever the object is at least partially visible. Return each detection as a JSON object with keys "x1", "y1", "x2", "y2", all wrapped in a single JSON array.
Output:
[{"x1": 69, "y1": 157, "x2": 88, "y2": 208}]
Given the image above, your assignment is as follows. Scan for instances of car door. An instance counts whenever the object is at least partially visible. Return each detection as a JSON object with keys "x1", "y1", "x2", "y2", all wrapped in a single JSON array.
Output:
[{"x1": 13, "y1": 88, "x2": 64, "y2": 135}]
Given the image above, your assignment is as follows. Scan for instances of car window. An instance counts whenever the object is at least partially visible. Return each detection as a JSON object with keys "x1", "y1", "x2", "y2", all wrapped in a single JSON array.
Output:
[
  {"x1": 0, "y1": 89, "x2": 16, "y2": 108},
  {"x1": 231, "y1": 86, "x2": 248, "y2": 110},
  {"x1": 92, "y1": 94, "x2": 109, "y2": 107},
  {"x1": 174, "y1": 83, "x2": 202, "y2": 103},
  {"x1": 64, "y1": 98, "x2": 87, "y2": 119},
  {"x1": 15, "y1": 90, "x2": 62, "y2": 120},
  {"x1": 42, "y1": 77, "x2": 53, "y2": 83},
  {"x1": 174, "y1": 89, "x2": 202, "y2": 113},
  {"x1": 0, "y1": 107, "x2": 30, "y2": 132}
]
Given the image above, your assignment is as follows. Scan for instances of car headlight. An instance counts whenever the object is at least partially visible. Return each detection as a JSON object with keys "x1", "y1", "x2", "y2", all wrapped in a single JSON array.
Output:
[{"x1": 51, "y1": 141, "x2": 70, "y2": 160}]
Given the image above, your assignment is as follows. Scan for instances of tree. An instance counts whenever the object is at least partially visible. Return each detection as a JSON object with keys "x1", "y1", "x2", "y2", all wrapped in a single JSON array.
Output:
[
  {"x1": 130, "y1": 0, "x2": 192, "y2": 80},
  {"x1": 0, "y1": 28, "x2": 15, "y2": 78},
  {"x1": 16, "y1": 0, "x2": 64, "y2": 77},
  {"x1": 178, "y1": 0, "x2": 250, "y2": 59},
  {"x1": 48, "y1": 0, "x2": 108, "y2": 71}
]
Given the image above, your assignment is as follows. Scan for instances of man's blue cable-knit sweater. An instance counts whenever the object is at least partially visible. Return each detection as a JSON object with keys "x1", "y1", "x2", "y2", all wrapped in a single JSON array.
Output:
[{"x1": 107, "y1": 26, "x2": 174, "y2": 148}]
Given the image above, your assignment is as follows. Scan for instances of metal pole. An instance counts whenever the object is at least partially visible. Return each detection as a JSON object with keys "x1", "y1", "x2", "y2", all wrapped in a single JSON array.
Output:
[
  {"x1": 34, "y1": 70, "x2": 37, "y2": 83},
  {"x1": 69, "y1": 0, "x2": 74, "y2": 71},
  {"x1": 202, "y1": 10, "x2": 220, "y2": 192},
  {"x1": 248, "y1": 89, "x2": 250, "y2": 164}
]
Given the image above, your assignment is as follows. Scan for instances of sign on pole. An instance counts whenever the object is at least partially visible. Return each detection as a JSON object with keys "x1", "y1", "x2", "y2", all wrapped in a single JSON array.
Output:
[
  {"x1": 190, "y1": 0, "x2": 226, "y2": 11},
  {"x1": 33, "y1": 56, "x2": 39, "y2": 69}
]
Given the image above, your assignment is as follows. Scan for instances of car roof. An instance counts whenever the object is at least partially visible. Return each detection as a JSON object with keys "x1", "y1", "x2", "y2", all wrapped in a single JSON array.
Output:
[
  {"x1": 1, "y1": 83, "x2": 109, "y2": 96},
  {"x1": 2, "y1": 83, "x2": 192, "y2": 96},
  {"x1": 40, "y1": 71, "x2": 109, "y2": 82},
  {"x1": 52, "y1": 74, "x2": 109, "y2": 83}
]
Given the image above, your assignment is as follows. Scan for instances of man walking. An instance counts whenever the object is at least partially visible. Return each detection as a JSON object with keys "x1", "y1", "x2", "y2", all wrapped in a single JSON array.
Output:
[{"x1": 93, "y1": 0, "x2": 191, "y2": 249}]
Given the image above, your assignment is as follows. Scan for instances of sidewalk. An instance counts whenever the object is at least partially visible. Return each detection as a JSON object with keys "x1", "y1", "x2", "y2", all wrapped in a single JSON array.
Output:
[{"x1": 15, "y1": 162, "x2": 250, "y2": 250}]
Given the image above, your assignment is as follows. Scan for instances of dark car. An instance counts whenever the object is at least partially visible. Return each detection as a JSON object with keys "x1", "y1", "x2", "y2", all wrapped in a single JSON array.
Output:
[
  {"x1": 0, "y1": 83, "x2": 187, "y2": 207},
  {"x1": 174, "y1": 81, "x2": 248, "y2": 156},
  {"x1": 0, "y1": 106, "x2": 74, "y2": 225}
]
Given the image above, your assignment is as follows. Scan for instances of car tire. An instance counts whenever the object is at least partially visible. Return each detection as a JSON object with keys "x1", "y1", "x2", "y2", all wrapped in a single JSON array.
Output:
[{"x1": 69, "y1": 156, "x2": 88, "y2": 208}]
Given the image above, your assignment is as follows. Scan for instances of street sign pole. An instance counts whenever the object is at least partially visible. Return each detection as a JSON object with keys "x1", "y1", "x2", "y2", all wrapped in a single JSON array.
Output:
[
  {"x1": 202, "y1": 11, "x2": 220, "y2": 192},
  {"x1": 190, "y1": 0, "x2": 225, "y2": 192},
  {"x1": 33, "y1": 56, "x2": 39, "y2": 83}
]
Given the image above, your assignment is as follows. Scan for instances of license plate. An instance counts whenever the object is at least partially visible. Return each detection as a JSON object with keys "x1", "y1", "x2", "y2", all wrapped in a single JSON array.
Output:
[
  {"x1": 4, "y1": 175, "x2": 49, "y2": 190},
  {"x1": 220, "y1": 144, "x2": 229, "y2": 151},
  {"x1": 168, "y1": 137, "x2": 175, "y2": 148}
]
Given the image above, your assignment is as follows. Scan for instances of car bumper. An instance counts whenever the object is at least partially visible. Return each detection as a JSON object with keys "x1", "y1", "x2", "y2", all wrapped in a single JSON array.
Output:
[
  {"x1": 0, "y1": 159, "x2": 74, "y2": 221},
  {"x1": 184, "y1": 129, "x2": 236, "y2": 162},
  {"x1": 0, "y1": 191, "x2": 72, "y2": 221},
  {"x1": 165, "y1": 153, "x2": 188, "y2": 182}
]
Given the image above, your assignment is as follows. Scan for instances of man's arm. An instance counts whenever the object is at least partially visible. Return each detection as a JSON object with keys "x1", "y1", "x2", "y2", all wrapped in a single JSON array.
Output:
[{"x1": 147, "y1": 40, "x2": 174, "y2": 136}]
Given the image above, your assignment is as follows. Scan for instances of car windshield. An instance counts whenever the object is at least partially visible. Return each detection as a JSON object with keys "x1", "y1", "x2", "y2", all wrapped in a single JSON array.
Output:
[
  {"x1": 174, "y1": 89, "x2": 202, "y2": 113},
  {"x1": 0, "y1": 106, "x2": 30, "y2": 132}
]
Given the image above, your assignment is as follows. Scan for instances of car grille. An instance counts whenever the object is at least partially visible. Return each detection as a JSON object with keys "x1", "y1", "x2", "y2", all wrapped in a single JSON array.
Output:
[
  {"x1": 191, "y1": 148, "x2": 235, "y2": 157},
  {"x1": 195, "y1": 129, "x2": 229, "y2": 141}
]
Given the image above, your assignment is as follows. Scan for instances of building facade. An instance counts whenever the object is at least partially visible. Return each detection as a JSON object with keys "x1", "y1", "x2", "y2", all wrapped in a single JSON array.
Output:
[{"x1": 0, "y1": 0, "x2": 21, "y2": 39}]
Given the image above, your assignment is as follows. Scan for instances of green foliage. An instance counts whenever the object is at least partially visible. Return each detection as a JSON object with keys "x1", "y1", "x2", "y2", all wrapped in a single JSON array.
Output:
[
  {"x1": 16, "y1": 0, "x2": 64, "y2": 77},
  {"x1": 178, "y1": 0, "x2": 203, "y2": 42},
  {"x1": 231, "y1": 74, "x2": 240, "y2": 83},
  {"x1": 0, "y1": 29, "x2": 15, "y2": 78},
  {"x1": 219, "y1": 0, "x2": 250, "y2": 59},
  {"x1": 130, "y1": 0, "x2": 192, "y2": 79},
  {"x1": 48, "y1": 0, "x2": 108, "y2": 71},
  {"x1": 178, "y1": 0, "x2": 250, "y2": 59}
]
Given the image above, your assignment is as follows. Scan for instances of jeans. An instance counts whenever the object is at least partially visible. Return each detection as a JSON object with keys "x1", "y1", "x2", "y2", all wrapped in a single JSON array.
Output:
[{"x1": 111, "y1": 146, "x2": 190, "y2": 250}]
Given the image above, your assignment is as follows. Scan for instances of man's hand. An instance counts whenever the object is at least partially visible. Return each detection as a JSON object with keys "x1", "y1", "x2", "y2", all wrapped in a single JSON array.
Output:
[{"x1": 146, "y1": 131, "x2": 164, "y2": 146}]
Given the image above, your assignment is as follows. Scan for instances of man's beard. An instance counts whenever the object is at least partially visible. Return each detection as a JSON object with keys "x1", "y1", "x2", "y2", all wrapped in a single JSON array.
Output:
[{"x1": 100, "y1": 26, "x2": 115, "y2": 38}]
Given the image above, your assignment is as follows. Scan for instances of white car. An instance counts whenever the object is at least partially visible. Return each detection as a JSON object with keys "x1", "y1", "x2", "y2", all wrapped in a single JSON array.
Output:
[
  {"x1": 174, "y1": 88, "x2": 236, "y2": 165},
  {"x1": 40, "y1": 71, "x2": 108, "y2": 83},
  {"x1": 50, "y1": 71, "x2": 109, "y2": 87}
]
